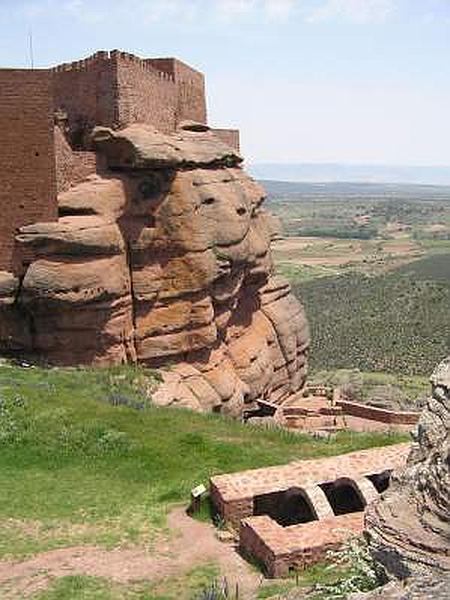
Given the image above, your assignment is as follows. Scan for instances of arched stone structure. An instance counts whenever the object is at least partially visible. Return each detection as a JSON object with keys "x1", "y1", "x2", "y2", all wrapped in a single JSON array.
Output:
[{"x1": 319, "y1": 477, "x2": 368, "y2": 515}]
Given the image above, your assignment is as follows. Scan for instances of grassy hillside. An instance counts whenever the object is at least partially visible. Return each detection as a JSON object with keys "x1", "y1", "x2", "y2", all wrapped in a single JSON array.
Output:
[
  {"x1": 0, "y1": 362, "x2": 406, "y2": 564},
  {"x1": 266, "y1": 181, "x2": 450, "y2": 376},
  {"x1": 295, "y1": 270, "x2": 450, "y2": 375}
]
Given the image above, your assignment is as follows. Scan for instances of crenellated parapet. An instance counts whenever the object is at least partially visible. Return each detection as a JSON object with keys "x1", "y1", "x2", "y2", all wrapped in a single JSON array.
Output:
[{"x1": 51, "y1": 50, "x2": 206, "y2": 139}]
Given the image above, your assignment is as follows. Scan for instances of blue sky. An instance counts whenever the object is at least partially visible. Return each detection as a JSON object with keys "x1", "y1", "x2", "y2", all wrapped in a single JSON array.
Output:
[{"x1": 1, "y1": 0, "x2": 450, "y2": 166}]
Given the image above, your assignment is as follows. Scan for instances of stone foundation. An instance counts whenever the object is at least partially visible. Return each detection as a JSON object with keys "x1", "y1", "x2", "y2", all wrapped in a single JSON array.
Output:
[{"x1": 210, "y1": 444, "x2": 410, "y2": 575}]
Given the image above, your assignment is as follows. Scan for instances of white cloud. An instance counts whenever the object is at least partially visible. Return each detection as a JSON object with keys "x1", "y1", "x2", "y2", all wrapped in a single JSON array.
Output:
[
  {"x1": 20, "y1": 0, "x2": 401, "y2": 26},
  {"x1": 263, "y1": 0, "x2": 296, "y2": 21},
  {"x1": 306, "y1": 0, "x2": 396, "y2": 24},
  {"x1": 135, "y1": 0, "x2": 191, "y2": 23},
  {"x1": 216, "y1": 0, "x2": 258, "y2": 22}
]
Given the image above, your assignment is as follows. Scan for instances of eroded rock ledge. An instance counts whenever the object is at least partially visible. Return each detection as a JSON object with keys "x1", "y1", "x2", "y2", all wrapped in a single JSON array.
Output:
[
  {"x1": 0, "y1": 125, "x2": 309, "y2": 416},
  {"x1": 362, "y1": 357, "x2": 450, "y2": 598}
]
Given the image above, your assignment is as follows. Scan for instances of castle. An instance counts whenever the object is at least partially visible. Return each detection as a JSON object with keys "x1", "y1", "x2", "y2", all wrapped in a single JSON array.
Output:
[
  {"x1": 0, "y1": 49, "x2": 308, "y2": 412},
  {"x1": 0, "y1": 50, "x2": 239, "y2": 272}
]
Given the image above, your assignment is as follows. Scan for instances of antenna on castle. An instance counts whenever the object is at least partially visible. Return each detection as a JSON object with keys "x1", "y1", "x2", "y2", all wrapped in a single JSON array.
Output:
[{"x1": 28, "y1": 27, "x2": 34, "y2": 69}]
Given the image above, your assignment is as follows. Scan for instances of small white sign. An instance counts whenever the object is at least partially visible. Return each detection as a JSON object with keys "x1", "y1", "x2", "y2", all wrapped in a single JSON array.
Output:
[{"x1": 191, "y1": 484, "x2": 206, "y2": 498}]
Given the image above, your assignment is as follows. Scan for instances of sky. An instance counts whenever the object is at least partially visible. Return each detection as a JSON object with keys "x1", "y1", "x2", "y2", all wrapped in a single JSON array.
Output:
[{"x1": 1, "y1": 0, "x2": 450, "y2": 167}]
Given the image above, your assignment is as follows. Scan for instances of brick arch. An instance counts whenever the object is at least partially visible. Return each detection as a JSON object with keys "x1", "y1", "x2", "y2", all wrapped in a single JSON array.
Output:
[
  {"x1": 319, "y1": 477, "x2": 369, "y2": 515},
  {"x1": 277, "y1": 487, "x2": 319, "y2": 526}
]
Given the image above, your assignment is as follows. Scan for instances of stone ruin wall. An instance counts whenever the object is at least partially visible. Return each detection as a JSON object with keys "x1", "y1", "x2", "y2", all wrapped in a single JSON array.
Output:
[{"x1": 0, "y1": 70, "x2": 57, "y2": 272}]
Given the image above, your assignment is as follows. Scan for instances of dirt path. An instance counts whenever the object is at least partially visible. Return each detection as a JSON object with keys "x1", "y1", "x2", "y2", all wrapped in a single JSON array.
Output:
[{"x1": 0, "y1": 508, "x2": 263, "y2": 598}]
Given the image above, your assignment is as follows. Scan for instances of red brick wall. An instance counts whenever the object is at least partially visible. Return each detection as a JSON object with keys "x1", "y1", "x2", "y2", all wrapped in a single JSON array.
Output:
[
  {"x1": 211, "y1": 128, "x2": 240, "y2": 152},
  {"x1": 52, "y1": 52, "x2": 118, "y2": 146},
  {"x1": 53, "y1": 52, "x2": 207, "y2": 140},
  {"x1": 337, "y1": 400, "x2": 419, "y2": 425},
  {"x1": 54, "y1": 126, "x2": 98, "y2": 193},
  {"x1": 0, "y1": 70, "x2": 57, "y2": 272},
  {"x1": 115, "y1": 54, "x2": 177, "y2": 134},
  {"x1": 147, "y1": 58, "x2": 207, "y2": 124}
]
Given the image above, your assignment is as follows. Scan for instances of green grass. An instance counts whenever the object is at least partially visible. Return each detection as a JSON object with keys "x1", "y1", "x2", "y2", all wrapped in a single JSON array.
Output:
[
  {"x1": 0, "y1": 362, "x2": 407, "y2": 561},
  {"x1": 277, "y1": 262, "x2": 339, "y2": 283},
  {"x1": 32, "y1": 564, "x2": 221, "y2": 599},
  {"x1": 256, "y1": 561, "x2": 355, "y2": 599},
  {"x1": 310, "y1": 369, "x2": 429, "y2": 409}
]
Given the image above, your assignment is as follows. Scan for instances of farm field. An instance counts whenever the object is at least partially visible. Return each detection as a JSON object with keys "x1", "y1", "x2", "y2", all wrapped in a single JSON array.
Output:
[{"x1": 264, "y1": 181, "x2": 450, "y2": 376}]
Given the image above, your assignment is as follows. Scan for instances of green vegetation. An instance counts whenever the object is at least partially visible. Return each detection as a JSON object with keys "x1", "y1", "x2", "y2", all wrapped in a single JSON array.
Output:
[
  {"x1": 396, "y1": 253, "x2": 450, "y2": 282},
  {"x1": 277, "y1": 262, "x2": 337, "y2": 283},
  {"x1": 266, "y1": 183, "x2": 450, "y2": 242},
  {"x1": 310, "y1": 369, "x2": 429, "y2": 410},
  {"x1": 0, "y1": 362, "x2": 407, "y2": 563},
  {"x1": 268, "y1": 182, "x2": 450, "y2": 376},
  {"x1": 295, "y1": 271, "x2": 450, "y2": 375},
  {"x1": 297, "y1": 225, "x2": 378, "y2": 240},
  {"x1": 33, "y1": 564, "x2": 221, "y2": 600}
]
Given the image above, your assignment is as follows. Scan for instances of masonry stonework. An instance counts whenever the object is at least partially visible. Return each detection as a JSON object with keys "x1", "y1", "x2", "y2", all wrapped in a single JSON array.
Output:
[
  {"x1": 52, "y1": 51, "x2": 208, "y2": 143},
  {"x1": 0, "y1": 49, "x2": 238, "y2": 275},
  {"x1": 0, "y1": 70, "x2": 57, "y2": 271}
]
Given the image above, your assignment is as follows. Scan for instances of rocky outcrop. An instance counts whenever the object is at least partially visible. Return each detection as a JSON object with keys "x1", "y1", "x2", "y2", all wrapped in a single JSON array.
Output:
[
  {"x1": 0, "y1": 124, "x2": 309, "y2": 416},
  {"x1": 364, "y1": 357, "x2": 450, "y2": 597}
]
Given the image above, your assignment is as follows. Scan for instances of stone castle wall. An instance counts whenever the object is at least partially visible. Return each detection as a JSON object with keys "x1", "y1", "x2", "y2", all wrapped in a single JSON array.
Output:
[
  {"x1": 116, "y1": 54, "x2": 178, "y2": 134},
  {"x1": 211, "y1": 128, "x2": 240, "y2": 152},
  {"x1": 54, "y1": 127, "x2": 99, "y2": 194},
  {"x1": 0, "y1": 70, "x2": 57, "y2": 271},
  {"x1": 52, "y1": 51, "x2": 207, "y2": 141},
  {"x1": 146, "y1": 57, "x2": 207, "y2": 125},
  {"x1": 0, "y1": 50, "x2": 238, "y2": 277},
  {"x1": 52, "y1": 51, "x2": 118, "y2": 145}
]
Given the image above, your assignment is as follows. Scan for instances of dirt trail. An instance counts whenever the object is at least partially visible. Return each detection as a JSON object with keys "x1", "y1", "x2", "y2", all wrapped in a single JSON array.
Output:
[{"x1": 0, "y1": 508, "x2": 262, "y2": 598}]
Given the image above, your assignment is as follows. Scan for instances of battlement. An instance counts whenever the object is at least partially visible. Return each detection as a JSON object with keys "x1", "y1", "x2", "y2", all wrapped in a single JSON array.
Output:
[
  {"x1": 52, "y1": 50, "x2": 176, "y2": 83},
  {"x1": 52, "y1": 49, "x2": 207, "y2": 139}
]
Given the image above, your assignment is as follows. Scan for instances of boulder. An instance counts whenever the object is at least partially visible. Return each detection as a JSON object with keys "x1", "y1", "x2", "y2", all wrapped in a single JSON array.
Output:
[
  {"x1": 0, "y1": 272, "x2": 19, "y2": 306},
  {"x1": 0, "y1": 125, "x2": 309, "y2": 415},
  {"x1": 91, "y1": 124, "x2": 243, "y2": 170},
  {"x1": 364, "y1": 357, "x2": 450, "y2": 595}
]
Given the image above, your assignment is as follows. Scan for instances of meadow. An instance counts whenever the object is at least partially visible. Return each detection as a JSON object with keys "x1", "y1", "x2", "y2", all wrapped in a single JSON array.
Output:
[{"x1": 0, "y1": 362, "x2": 406, "y2": 598}]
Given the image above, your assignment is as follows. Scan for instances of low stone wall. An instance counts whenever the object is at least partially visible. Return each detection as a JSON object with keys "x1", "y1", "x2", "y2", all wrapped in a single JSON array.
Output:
[
  {"x1": 240, "y1": 513, "x2": 364, "y2": 577},
  {"x1": 336, "y1": 400, "x2": 419, "y2": 425},
  {"x1": 211, "y1": 444, "x2": 410, "y2": 528},
  {"x1": 211, "y1": 128, "x2": 240, "y2": 152}
]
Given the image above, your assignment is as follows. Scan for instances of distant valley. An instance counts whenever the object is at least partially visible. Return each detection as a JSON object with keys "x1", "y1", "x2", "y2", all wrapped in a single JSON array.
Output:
[{"x1": 249, "y1": 163, "x2": 450, "y2": 186}]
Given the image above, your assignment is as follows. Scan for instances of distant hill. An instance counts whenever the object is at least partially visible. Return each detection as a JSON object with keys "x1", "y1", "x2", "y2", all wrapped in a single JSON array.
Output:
[
  {"x1": 259, "y1": 180, "x2": 450, "y2": 201},
  {"x1": 248, "y1": 163, "x2": 450, "y2": 186}
]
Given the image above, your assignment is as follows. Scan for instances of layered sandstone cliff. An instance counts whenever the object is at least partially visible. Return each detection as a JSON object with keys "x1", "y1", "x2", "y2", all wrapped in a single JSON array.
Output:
[
  {"x1": 0, "y1": 124, "x2": 309, "y2": 416},
  {"x1": 363, "y1": 357, "x2": 450, "y2": 598}
]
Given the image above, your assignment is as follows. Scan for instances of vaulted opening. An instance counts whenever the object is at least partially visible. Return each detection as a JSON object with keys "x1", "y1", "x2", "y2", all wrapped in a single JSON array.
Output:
[
  {"x1": 367, "y1": 470, "x2": 392, "y2": 493},
  {"x1": 319, "y1": 479, "x2": 365, "y2": 515},
  {"x1": 253, "y1": 487, "x2": 318, "y2": 526}
]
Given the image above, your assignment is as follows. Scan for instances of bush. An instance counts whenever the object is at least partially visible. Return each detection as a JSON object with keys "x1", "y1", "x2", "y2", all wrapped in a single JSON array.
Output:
[
  {"x1": 295, "y1": 272, "x2": 450, "y2": 375},
  {"x1": 313, "y1": 537, "x2": 382, "y2": 599}
]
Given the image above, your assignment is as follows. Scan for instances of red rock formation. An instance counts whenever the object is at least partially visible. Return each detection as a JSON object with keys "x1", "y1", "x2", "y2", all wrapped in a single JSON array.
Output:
[
  {"x1": 0, "y1": 124, "x2": 309, "y2": 416},
  {"x1": 362, "y1": 357, "x2": 450, "y2": 598}
]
